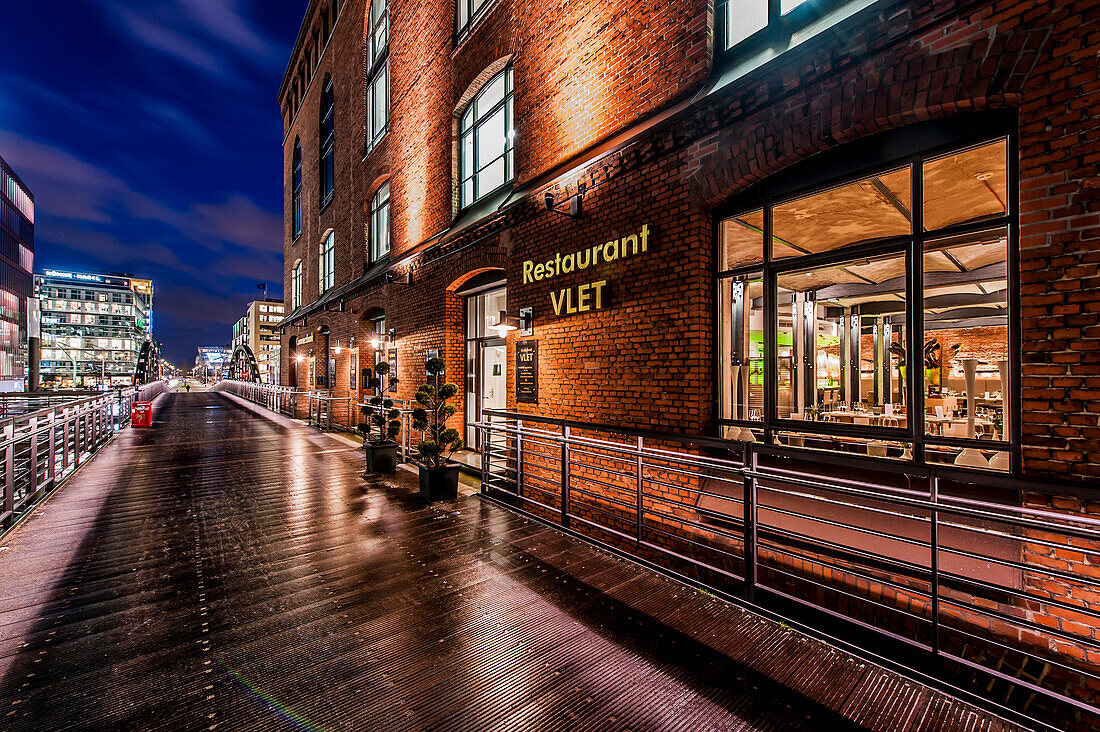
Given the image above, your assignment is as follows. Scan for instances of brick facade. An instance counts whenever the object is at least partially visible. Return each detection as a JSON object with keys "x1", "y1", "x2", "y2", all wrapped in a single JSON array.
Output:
[{"x1": 276, "y1": 2, "x2": 1100, "y2": 722}]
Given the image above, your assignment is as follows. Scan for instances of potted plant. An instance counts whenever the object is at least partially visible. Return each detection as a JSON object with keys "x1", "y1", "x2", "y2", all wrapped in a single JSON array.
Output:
[
  {"x1": 358, "y1": 360, "x2": 401, "y2": 473},
  {"x1": 411, "y1": 356, "x2": 464, "y2": 501}
]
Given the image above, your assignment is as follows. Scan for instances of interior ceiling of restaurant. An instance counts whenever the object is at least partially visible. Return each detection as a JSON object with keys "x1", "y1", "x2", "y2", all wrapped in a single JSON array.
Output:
[{"x1": 727, "y1": 141, "x2": 1009, "y2": 319}]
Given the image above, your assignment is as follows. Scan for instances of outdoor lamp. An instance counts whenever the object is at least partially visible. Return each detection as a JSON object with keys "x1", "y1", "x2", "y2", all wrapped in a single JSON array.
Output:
[{"x1": 493, "y1": 309, "x2": 532, "y2": 338}]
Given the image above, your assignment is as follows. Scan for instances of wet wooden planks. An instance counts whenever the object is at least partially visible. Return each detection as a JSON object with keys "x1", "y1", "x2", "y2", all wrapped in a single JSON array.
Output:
[{"x1": 0, "y1": 391, "x2": 1025, "y2": 731}]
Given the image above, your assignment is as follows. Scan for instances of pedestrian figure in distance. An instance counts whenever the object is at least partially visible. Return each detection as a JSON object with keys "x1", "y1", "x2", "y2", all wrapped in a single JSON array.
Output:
[{"x1": 185, "y1": 382, "x2": 190, "y2": 393}]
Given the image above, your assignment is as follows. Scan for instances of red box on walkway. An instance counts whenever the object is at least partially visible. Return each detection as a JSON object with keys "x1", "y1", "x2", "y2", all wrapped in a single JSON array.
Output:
[{"x1": 131, "y1": 402, "x2": 153, "y2": 428}]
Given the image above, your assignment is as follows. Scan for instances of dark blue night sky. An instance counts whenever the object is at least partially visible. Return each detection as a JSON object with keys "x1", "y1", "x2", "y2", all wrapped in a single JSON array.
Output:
[{"x1": 1, "y1": 1, "x2": 306, "y2": 367}]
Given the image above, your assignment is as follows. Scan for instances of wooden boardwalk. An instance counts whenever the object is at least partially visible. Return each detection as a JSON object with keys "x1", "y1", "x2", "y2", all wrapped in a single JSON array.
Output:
[{"x1": 0, "y1": 391, "x2": 1023, "y2": 731}]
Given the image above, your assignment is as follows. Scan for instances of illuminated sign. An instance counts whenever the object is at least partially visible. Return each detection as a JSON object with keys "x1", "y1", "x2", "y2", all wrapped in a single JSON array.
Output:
[
  {"x1": 42, "y1": 270, "x2": 131, "y2": 287},
  {"x1": 521, "y1": 224, "x2": 651, "y2": 317},
  {"x1": 297, "y1": 333, "x2": 314, "y2": 345}
]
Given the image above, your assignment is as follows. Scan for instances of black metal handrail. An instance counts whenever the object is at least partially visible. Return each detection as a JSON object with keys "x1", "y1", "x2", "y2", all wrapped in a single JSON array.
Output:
[{"x1": 477, "y1": 410, "x2": 1100, "y2": 730}]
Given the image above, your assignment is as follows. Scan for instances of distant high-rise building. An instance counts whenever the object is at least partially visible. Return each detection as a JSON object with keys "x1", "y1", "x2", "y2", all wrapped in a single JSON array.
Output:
[
  {"x1": 34, "y1": 270, "x2": 153, "y2": 389},
  {"x1": 0, "y1": 155, "x2": 34, "y2": 392},
  {"x1": 232, "y1": 299, "x2": 284, "y2": 384}
]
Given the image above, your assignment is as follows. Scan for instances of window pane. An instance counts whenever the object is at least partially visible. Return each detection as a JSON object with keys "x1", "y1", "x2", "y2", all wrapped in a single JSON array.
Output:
[
  {"x1": 772, "y1": 166, "x2": 911, "y2": 260},
  {"x1": 720, "y1": 209, "x2": 763, "y2": 270},
  {"x1": 719, "y1": 274, "x2": 764, "y2": 422},
  {"x1": 476, "y1": 107, "x2": 506, "y2": 170},
  {"x1": 922, "y1": 139, "x2": 1008, "y2": 232},
  {"x1": 780, "y1": 0, "x2": 809, "y2": 13},
  {"x1": 727, "y1": 0, "x2": 768, "y2": 47},
  {"x1": 923, "y1": 228, "x2": 1008, "y2": 448},
  {"x1": 462, "y1": 131, "x2": 474, "y2": 181},
  {"x1": 478, "y1": 72, "x2": 506, "y2": 119},
  {"x1": 478, "y1": 158, "x2": 505, "y2": 197},
  {"x1": 458, "y1": 0, "x2": 468, "y2": 31},
  {"x1": 777, "y1": 252, "x2": 908, "y2": 425}
]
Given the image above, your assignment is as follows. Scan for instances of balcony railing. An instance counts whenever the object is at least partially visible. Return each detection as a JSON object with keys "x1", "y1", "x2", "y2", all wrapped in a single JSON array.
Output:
[
  {"x1": 476, "y1": 409, "x2": 1100, "y2": 731},
  {"x1": 0, "y1": 381, "x2": 169, "y2": 535}
]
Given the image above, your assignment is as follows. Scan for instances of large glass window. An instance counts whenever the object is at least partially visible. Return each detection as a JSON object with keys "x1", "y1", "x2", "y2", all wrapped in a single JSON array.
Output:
[
  {"x1": 717, "y1": 137, "x2": 1013, "y2": 471},
  {"x1": 365, "y1": 0, "x2": 389, "y2": 152},
  {"x1": 292, "y1": 139, "x2": 302, "y2": 240},
  {"x1": 370, "y1": 183, "x2": 390, "y2": 261},
  {"x1": 319, "y1": 77, "x2": 335, "y2": 206},
  {"x1": 319, "y1": 232, "x2": 335, "y2": 294},
  {"x1": 459, "y1": 66, "x2": 513, "y2": 209}
]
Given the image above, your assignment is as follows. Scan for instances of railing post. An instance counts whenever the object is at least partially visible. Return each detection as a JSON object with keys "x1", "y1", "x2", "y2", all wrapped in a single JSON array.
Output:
[
  {"x1": 74, "y1": 412, "x2": 82, "y2": 468},
  {"x1": 515, "y1": 420, "x2": 523, "y2": 498},
  {"x1": 48, "y1": 412, "x2": 57, "y2": 486},
  {"x1": 4, "y1": 423, "x2": 13, "y2": 518},
  {"x1": 28, "y1": 415, "x2": 38, "y2": 498},
  {"x1": 62, "y1": 410, "x2": 71, "y2": 473},
  {"x1": 561, "y1": 425, "x2": 570, "y2": 529},
  {"x1": 636, "y1": 436, "x2": 644, "y2": 544},
  {"x1": 743, "y1": 443, "x2": 757, "y2": 603},
  {"x1": 931, "y1": 474, "x2": 940, "y2": 656}
]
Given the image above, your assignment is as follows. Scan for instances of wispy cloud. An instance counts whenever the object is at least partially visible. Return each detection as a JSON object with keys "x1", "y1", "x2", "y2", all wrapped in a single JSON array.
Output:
[{"x1": 101, "y1": 0, "x2": 287, "y2": 85}]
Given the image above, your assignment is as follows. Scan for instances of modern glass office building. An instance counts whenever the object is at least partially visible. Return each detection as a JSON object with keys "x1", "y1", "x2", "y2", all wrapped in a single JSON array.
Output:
[
  {"x1": 0, "y1": 155, "x2": 34, "y2": 392},
  {"x1": 34, "y1": 270, "x2": 154, "y2": 388}
]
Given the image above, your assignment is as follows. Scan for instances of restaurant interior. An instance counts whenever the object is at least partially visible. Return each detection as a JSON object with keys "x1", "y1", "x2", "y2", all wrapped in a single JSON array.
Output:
[{"x1": 717, "y1": 138, "x2": 1012, "y2": 471}]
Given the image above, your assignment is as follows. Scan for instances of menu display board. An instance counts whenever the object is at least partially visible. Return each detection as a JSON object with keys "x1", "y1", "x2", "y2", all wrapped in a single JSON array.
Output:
[{"x1": 516, "y1": 340, "x2": 538, "y2": 404}]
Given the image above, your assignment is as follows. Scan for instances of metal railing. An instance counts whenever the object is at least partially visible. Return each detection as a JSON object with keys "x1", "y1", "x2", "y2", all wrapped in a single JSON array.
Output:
[
  {"x1": 306, "y1": 391, "x2": 352, "y2": 431},
  {"x1": 0, "y1": 381, "x2": 169, "y2": 534},
  {"x1": 476, "y1": 409, "x2": 1100, "y2": 730},
  {"x1": 355, "y1": 398, "x2": 425, "y2": 463},
  {"x1": 215, "y1": 381, "x2": 308, "y2": 418}
]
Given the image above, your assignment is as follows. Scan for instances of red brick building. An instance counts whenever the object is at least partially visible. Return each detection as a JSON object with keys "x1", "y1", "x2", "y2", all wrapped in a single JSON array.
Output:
[{"x1": 276, "y1": 0, "x2": 1100, "y2": 724}]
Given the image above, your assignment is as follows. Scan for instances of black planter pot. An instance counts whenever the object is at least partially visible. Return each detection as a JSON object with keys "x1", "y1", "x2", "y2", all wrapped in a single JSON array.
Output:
[
  {"x1": 364, "y1": 440, "x2": 399, "y2": 473},
  {"x1": 418, "y1": 462, "x2": 460, "y2": 501}
]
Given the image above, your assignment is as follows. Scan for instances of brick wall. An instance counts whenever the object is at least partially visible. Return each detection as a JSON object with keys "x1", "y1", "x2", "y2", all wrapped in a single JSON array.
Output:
[{"x1": 274, "y1": 0, "x2": 1100, "y2": 721}]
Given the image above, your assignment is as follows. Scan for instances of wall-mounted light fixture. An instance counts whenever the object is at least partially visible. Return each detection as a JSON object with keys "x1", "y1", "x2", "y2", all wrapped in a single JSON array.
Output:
[
  {"x1": 369, "y1": 328, "x2": 396, "y2": 350},
  {"x1": 543, "y1": 182, "x2": 585, "y2": 219},
  {"x1": 493, "y1": 308, "x2": 533, "y2": 338}
]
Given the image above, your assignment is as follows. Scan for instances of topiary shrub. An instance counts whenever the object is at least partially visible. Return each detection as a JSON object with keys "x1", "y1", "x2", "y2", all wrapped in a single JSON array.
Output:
[
  {"x1": 411, "y1": 356, "x2": 464, "y2": 467},
  {"x1": 358, "y1": 360, "x2": 400, "y2": 444}
]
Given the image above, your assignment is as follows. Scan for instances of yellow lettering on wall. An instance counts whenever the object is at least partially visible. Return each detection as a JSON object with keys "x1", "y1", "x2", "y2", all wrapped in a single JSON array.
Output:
[{"x1": 551, "y1": 289, "x2": 566, "y2": 315}]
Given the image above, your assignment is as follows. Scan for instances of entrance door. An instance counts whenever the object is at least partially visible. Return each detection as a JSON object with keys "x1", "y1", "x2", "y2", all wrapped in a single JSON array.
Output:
[
  {"x1": 464, "y1": 282, "x2": 508, "y2": 449},
  {"x1": 466, "y1": 339, "x2": 506, "y2": 449}
]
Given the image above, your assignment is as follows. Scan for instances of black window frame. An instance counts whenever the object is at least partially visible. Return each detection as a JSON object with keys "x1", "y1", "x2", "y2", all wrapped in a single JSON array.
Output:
[
  {"x1": 712, "y1": 113, "x2": 1021, "y2": 473},
  {"x1": 292, "y1": 139, "x2": 303, "y2": 241},
  {"x1": 455, "y1": 0, "x2": 495, "y2": 41},
  {"x1": 370, "y1": 182, "x2": 391, "y2": 263},
  {"x1": 458, "y1": 65, "x2": 514, "y2": 211},
  {"x1": 319, "y1": 232, "x2": 335, "y2": 295},
  {"x1": 364, "y1": 0, "x2": 389, "y2": 154},
  {"x1": 716, "y1": 0, "x2": 851, "y2": 60},
  {"x1": 319, "y1": 76, "x2": 336, "y2": 209}
]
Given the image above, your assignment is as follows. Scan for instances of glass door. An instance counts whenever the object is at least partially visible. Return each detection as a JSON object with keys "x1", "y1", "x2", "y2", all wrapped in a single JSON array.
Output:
[{"x1": 464, "y1": 284, "x2": 507, "y2": 449}]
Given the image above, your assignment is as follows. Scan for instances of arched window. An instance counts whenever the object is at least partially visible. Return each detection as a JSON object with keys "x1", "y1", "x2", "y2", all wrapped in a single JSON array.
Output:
[
  {"x1": 365, "y1": 0, "x2": 389, "y2": 152},
  {"x1": 459, "y1": 65, "x2": 513, "y2": 208},
  {"x1": 292, "y1": 260, "x2": 303, "y2": 309},
  {"x1": 370, "y1": 183, "x2": 390, "y2": 262},
  {"x1": 319, "y1": 232, "x2": 335, "y2": 294},
  {"x1": 319, "y1": 76, "x2": 335, "y2": 206},
  {"x1": 292, "y1": 139, "x2": 302, "y2": 240}
]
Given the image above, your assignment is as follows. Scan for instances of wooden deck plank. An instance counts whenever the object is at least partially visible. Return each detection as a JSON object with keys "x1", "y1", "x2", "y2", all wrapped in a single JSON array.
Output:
[{"x1": 0, "y1": 392, "x2": 1026, "y2": 731}]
